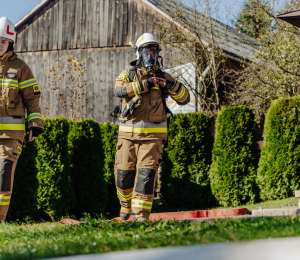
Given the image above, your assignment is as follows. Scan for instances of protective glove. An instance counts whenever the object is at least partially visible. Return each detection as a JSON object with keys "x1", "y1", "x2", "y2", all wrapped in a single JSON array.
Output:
[
  {"x1": 165, "y1": 80, "x2": 176, "y2": 91},
  {"x1": 146, "y1": 78, "x2": 155, "y2": 88},
  {"x1": 30, "y1": 127, "x2": 43, "y2": 138}
]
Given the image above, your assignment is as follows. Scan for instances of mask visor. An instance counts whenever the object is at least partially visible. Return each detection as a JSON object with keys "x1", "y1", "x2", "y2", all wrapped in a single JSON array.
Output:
[{"x1": 141, "y1": 49, "x2": 158, "y2": 72}]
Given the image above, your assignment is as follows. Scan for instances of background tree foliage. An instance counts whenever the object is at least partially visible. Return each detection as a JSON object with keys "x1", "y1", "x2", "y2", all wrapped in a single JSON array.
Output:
[
  {"x1": 228, "y1": 0, "x2": 300, "y2": 120},
  {"x1": 156, "y1": 0, "x2": 234, "y2": 117},
  {"x1": 233, "y1": 0, "x2": 271, "y2": 38}
]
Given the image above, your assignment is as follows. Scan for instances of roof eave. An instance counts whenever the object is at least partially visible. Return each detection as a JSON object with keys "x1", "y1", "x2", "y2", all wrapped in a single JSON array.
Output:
[{"x1": 15, "y1": 0, "x2": 52, "y2": 28}]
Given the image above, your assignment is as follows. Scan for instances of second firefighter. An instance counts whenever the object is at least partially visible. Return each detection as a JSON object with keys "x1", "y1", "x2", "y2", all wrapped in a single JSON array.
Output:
[{"x1": 114, "y1": 33, "x2": 190, "y2": 221}]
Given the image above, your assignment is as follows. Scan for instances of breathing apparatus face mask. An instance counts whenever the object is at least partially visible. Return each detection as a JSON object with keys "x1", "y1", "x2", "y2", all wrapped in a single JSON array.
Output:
[{"x1": 140, "y1": 46, "x2": 159, "y2": 73}]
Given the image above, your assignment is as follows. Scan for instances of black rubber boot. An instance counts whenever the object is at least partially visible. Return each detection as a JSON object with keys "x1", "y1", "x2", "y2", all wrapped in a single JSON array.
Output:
[
  {"x1": 120, "y1": 212, "x2": 131, "y2": 221},
  {"x1": 136, "y1": 216, "x2": 148, "y2": 222}
]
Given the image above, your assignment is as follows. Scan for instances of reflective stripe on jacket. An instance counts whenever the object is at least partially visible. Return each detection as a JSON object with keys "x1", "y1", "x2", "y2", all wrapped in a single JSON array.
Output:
[{"x1": 0, "y1": 51, "x2": 44, "y2": 140}]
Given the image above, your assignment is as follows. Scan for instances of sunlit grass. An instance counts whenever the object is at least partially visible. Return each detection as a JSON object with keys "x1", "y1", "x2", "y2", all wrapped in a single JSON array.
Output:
[{"x1": 1, "y1": 215, "x2": 300, "y2": 260}]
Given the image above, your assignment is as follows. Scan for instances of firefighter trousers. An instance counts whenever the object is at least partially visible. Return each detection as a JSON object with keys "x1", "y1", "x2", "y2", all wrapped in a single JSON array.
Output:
[
  {"x1": 114, "y1": 138, "x2": 163, "y2": 220},
  {"x1": 0, "y1": 139, "x2": 23, "y2": 222}
]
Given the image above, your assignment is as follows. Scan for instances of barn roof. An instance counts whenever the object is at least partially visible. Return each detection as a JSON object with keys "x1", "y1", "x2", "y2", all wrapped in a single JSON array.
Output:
[
  {"x1": 142, "y1": 0, "x2": 259, "y2": 61},
  {"x1": 15, "y1": 0, "x2": 259, "y2": 61}
]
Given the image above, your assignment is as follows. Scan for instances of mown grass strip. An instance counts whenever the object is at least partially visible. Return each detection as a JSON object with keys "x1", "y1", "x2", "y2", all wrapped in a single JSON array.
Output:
[
  {"x1": 1, "y1": 216, "x2": 300, "y2": 260},
  {"x1": 209, "y1": 197, "x2": 298, "y2": 210}
]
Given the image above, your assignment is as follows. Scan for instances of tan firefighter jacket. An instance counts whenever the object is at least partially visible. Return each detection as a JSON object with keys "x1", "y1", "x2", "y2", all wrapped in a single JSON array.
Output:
[
  {"x1": 0, "y1": 51, "x2": 44, "y2": 140},
  {"x1": 115, "y1": 65, "x2": 190, "y2": 140}
]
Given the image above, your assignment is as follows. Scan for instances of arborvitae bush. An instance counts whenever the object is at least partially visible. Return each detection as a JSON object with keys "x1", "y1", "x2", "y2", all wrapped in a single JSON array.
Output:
[
  {"x1": 68, "y1": 119, "x2": 107, "y2": 216},
  {"x1": 257, "y1": 97, "x2": 300, "y2": 200},
  {"x1": 209, "y1": 106, "x2": 259, "y2": 207},
  {"x1": 35, "y1": 117, "x2": 75, "y2": 220},
  {"x1": 100, "y1": 122, "x2": 119, "y2": 215},
  {"x1": 161, "y1": 113, "x2": 214, "y2": 209},
  {"x1": 6, "y1": 120, "x2": 38, "y2": 221}
]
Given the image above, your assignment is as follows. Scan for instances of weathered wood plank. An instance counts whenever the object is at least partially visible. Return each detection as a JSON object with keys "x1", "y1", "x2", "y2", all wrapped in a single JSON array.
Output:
[
  {"x1": 130, "y1": 0, "x2": 137, "y2": 43},
  {"x1": 85, "y1": 49, "x2": 94, "y2": 119},
  {"x1": 47, "y1": 51, "x2": 58, "y2": 117},
  {"x1": 21, "y1": 25, "x2": 28, "y2": 52},
  {"x1": 52, "y1": 1, "x2": 59, "y2": 50},
  {"x1": 80, "y1": 0, "x2": 87, "y2": 48},
  {"x1": 98, "y1": 0, "x2": 104, "y2": 47},
  {"x1": 107, "y1": 49, "x2": 115, "y2": 119},
  {"x1": 92, "y1": 48, "x2": 102, "y2": 121},
  {"x1": 101, "y1": 0, "x2": 109, "y2": 47},
  {"x1": 58, "y1": 0, "x2": 64, "y2": 50},
  {"x1": 27, "y1": 21, "x2": 33, "y2": 52},
  {"x1": 92, "y1": 0, "x2": 100, "y2": 47},
  {"x1": 68, "y1": 0, "x2": 77, "y2": 49},
  {"x1": 15, "y1": 26, "x2": 23, "y2": 53},
  {"x1": 73, "y1": 0, "x2": 80, "y2": 49},
  {"x1": 107, "y1": 0, "x2": 115, "y2": 46},
  {"x1": 62, "y1": 0, "x2": 70, "y2": 50},
  {"x1": 122, "y1": 0, "x2": 129, "y2": 45},
  {"x1": 86, "y1": 0, "x2": 93, "y2": 48},
  {"x1": 42, "y1": 6, "x2": 49, "y2": 51},
  {"x1": 77, "y1": 0, "x2": 83, "y2": 48},
  {"x1": 30, "y1": 15, "x2": 38, "y2": 51},
  {"x1": 114, "y1": 0, "x2": 121, "y2": 46},
  {"x1": 48, "y1": 2, "x2": 54, "y2": 50}
]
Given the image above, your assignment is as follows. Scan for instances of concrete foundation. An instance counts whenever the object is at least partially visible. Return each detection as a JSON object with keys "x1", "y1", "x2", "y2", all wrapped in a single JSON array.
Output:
[{"x1": 252, "y1": 206, "x2": 299, "y2": 217}]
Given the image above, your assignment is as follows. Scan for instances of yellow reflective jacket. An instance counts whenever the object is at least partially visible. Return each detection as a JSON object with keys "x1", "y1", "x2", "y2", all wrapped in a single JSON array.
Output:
[
  {"x1": 0, "y1": 51, "x2": 45, "y2": 140},
  {"x1": 115, "y1": 65, "x2": 190, "y2": 140}
]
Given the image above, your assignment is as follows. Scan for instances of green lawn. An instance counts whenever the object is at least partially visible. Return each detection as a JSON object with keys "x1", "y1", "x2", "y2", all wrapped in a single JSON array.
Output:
[
  {"x1": 1, "y1": 197, "x2": 299, "y2": 260},
  {"x1": 212, "y1": 197, "x2": 298, "y2": 210},
  {"x1": 152, "y1": 197, "x2": 298, "y2": 213},
  {"x1": 1, "y1": 215, "x2": 300, "y2": 260}
]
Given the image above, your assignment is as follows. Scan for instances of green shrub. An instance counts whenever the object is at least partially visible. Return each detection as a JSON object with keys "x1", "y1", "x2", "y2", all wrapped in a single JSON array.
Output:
[
  {"x1": 209, "y1": 106, "x2": 259, "y2": 207},
  {"x1": 100, "y1": 122, "x2": 119, "y2": 215},
  {"x1": 68, "y1": 119, "x2": 107, "y2": 216},
  {"x1": 257, "y1": 97, "x2": 300, "y2": 200},
  {"x1": 6, "y1": 120, "x2": 38, "y2": 221},
  {"x1": 161, "y1": 113, "x2": 214, "y2": 209},
  {"x1": 35, "y1": 117, "x2": 75, "y2": 220}
]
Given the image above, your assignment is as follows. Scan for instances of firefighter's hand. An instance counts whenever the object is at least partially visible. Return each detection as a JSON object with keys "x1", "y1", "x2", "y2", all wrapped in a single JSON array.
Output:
[
  {"x1": 28, "y1": 129, "x2": 36, "y2": 142},
  {"x1": 152, "y1": 77, "x2": 166, "y2": 87}
]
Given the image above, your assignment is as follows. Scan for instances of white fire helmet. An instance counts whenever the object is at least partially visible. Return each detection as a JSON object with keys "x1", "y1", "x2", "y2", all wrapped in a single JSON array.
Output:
[
  {"x1": 0, "y1": 17, "x2": 16, "y2": 43},
  {"x1": 135, "y1": 33, "x2": 159, "y2": 59}
]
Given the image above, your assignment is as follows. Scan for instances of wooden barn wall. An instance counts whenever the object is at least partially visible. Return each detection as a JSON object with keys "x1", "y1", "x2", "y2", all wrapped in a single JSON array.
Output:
[
  {"x1": 15, "y1": 0, "x2": 162, "y2": 52},
  {"x1": 17, "y1": 46, "x2": 182, "y2": 123}
]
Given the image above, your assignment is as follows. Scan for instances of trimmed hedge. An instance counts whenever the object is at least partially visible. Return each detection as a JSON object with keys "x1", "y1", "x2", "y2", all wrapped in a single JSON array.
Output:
[
  {"x1": 209, "y1": 106, "x2": 259, "y2": 207},
  {"x1": 100, "y1": 123, "x2": 119, "y2": 214},
  {"x1": 161, "y1": 113, "x2": 214, "y2": 209},
  {"x1": 68, "y1": 119, "x2": 107, "y2": 216},
  {"x1": 257, "y1": 97, "x2": 300, "y2": 200},
  {"x1": 6, "y1": 120, "x2": 38, "y2": 221},
  {"x1": 35, "y1": 118, "x2": 75, "y2": 220}
]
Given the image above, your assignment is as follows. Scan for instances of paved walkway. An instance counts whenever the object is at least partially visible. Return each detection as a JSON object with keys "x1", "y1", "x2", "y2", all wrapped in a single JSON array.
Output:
[{"x1": 44, "y1": 236, "x2": 300, "y2": 260}]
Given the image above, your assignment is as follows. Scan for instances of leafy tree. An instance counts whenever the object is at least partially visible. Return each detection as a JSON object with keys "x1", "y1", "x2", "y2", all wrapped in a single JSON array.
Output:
[
  {"x1": 227, "y1": 0, "x2": 300, "y2": 120},
  {"x1": 234, "y1": 0, "x2": 272, "y2": 38}
]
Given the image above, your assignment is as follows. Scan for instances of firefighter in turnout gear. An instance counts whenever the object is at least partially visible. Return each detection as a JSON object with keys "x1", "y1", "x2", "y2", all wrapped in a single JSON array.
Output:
[
  {"x1": 114, "y1": 33, "x2": 190, "y2": 221},
  {"x1": 0, "y1": 17, "x2": 45, "y2": 222}
]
